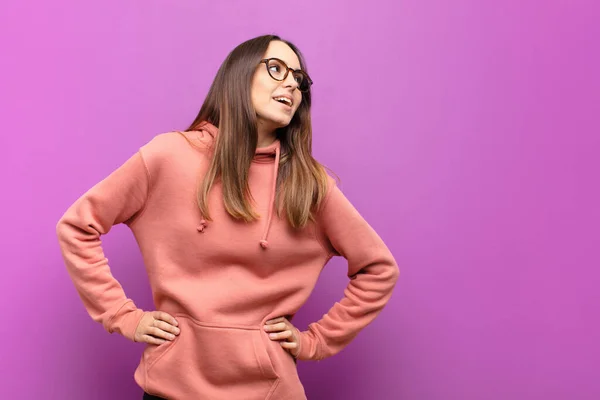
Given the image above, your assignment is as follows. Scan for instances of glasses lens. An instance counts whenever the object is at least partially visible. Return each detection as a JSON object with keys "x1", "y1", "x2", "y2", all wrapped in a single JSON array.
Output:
[
  {"x1": 292, "y1": 72, "x2": 306, "y2": 89},
  {"x1": 266, "y1": 59, "x2": 311, "y2": 92},
  {"x1": 267, "y1": 59, "x2": 286, "y2": 80}
]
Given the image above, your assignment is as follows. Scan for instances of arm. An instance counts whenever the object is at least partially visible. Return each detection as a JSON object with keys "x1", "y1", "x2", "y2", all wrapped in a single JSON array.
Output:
[
  {"x1": 56, "y1": 149, "x2": 150, "y2": 341},
  {"x1": 296, "y1": 180, "x2": 400, "y2": 361}
]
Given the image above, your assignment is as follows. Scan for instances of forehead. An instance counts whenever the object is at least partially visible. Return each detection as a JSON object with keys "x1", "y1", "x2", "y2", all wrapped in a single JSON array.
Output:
[{"x1": 263, "y1": 41, "x2": 301, "y2": 70}]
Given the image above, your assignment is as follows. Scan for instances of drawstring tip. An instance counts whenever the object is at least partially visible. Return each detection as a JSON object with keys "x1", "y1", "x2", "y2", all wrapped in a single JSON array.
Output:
[{"x1": 259, "y1": 240, "x2": 269, "y2": 249}]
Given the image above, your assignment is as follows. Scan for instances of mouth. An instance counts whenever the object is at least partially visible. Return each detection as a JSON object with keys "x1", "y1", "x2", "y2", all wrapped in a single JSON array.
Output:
[{"x1": 273, "y1": 96, "x2": 293, "y2": 109}]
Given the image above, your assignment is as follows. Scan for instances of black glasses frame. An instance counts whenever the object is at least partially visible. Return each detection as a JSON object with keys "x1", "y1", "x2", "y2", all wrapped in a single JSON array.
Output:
[{"x1": 259, "y1": 58, "x2": 313, "y2": 92}]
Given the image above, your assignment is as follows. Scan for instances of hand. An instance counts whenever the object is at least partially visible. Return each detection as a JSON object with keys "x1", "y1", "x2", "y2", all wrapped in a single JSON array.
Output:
[
  {"x1": 264, "y1": 316, "x2": 301, "y2": 357},
  {"x1": 134, "y1": 311, "x2": 180, "y2": 345}
]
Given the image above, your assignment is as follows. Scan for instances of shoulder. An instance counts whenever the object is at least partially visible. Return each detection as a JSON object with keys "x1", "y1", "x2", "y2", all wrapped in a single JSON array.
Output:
[
  {"x1": 324, "y1": 172, "x2": 340, "y2": 199},
  {"x1": 139, "y1": 130, "x2": 215, "y2": 164},
  {"x1": 325, "y1": 173, "x2": 338, "y2": 190},
  {"x1": 313, "y1": 172, "x2": 340, "y2": 217}
]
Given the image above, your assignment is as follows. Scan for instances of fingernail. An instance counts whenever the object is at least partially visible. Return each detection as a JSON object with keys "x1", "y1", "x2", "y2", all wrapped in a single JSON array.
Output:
[{"x1": 269, "y1": 333, "x2": 277, "y2": 339}]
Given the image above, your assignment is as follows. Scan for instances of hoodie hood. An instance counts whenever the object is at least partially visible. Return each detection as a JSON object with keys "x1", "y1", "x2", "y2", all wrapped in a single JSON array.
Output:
[{"x1": 193, "y1": 121, "x2": 281, "y2": 250}]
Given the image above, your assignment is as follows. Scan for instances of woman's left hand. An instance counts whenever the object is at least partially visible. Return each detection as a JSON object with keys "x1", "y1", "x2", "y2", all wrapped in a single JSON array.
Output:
[{"x1": 264, "y1": 316, "x2": 301, "y2": 357}]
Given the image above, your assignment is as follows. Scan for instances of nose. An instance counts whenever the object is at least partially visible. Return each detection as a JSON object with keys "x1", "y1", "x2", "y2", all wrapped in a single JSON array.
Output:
[{"x1": 283, "y1": 72, "x2": 299, "y2": 90}]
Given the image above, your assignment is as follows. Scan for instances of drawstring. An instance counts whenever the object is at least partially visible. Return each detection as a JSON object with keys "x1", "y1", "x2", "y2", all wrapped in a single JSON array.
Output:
[
  {"x1": 194, "y1": 132, "x2": 281, "y2": 251},
  {"x1": 197, "y1": 219, "x2": 207, "y2": 232},
  {"x1": 259, "y1": 145, "x2": 280, "y2": 249},
  {"x1": 194, "y1": 121, "x2": 217, "y2": 235}
]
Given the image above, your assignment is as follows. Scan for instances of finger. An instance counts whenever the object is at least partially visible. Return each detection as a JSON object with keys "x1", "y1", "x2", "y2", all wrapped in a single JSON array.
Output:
[
  {"x1": 268, "y1": 330, "x2": 293, "y2": 341},
  {"x1": 266, "y1": 317, "x2": 286, "y2": 324},
  {"x1": 280, "y1": 341, "x2": 298, "y2": 350},
  {"x1": 264, "y1": 322, "x2": 287, "y2": 332},
  {"x1": 147, "y1": 327, "x2": 176, "y2": 341},
  {"x1": 153, "y1": 311, "x2": 178, "y2": 327},
  {"x1": 142, "y1": 335, "x2": 167, "y2": 346},
  {"x1": 153, "y1": 319, "x2": 181, "y2": 335}
]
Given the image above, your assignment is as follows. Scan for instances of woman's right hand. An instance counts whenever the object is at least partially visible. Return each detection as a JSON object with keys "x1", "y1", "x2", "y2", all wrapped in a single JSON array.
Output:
[{"x1": 134, "y1": 311, "x2": 180, "y2": 345}]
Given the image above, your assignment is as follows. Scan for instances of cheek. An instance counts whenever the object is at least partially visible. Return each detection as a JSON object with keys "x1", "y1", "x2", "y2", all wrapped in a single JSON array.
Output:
[
  {"x1": 294, "y1": 95, "x2": 303, "y2": 112},
  {"x1": 253, "y1": 94, "x2": 271, "y2": 117},
  {"x1": 251, "y1": 76, "x2": 272, "y2": 109}
]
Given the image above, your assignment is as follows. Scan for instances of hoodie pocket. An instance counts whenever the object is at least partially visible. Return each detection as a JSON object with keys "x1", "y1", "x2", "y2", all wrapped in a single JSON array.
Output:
[{"x1": 143, "y1": 314, "x2": 279, "y2": 399}]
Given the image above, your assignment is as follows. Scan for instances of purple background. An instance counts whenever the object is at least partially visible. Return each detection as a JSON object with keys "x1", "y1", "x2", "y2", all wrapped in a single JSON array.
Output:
[{"x1": 1, "y1": 1, "x2": 599, "y2": 399}]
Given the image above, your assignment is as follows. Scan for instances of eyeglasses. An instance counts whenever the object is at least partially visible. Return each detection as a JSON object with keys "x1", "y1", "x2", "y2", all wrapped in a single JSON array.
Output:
[{"x1": 259, "y1": 58, "x2": 313, "y2": 93}]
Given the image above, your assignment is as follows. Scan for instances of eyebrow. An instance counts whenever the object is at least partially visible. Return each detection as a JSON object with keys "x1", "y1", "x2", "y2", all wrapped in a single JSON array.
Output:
[{"x1": 268, "y1": 57, "x2": 302, "y2": 71}]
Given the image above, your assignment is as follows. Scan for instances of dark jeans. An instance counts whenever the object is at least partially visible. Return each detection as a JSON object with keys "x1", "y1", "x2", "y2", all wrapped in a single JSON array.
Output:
[{"x1": 143, "y1": 393, "x2": 167, "y2": 400}]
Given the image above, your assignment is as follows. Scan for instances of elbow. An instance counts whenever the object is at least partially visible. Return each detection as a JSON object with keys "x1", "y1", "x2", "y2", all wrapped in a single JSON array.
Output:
[
  {"x1": 56, "y1": 214, "x2": 68, "y2": 243},
  {"x1": 55, "y1": 212, "x2": 76, "y2": 249},
  {"x1": 392, "y1": 261, "x2": 400, "y2": 285},
  {"x1": 55, "y1": 218, "x2": 63, "y2": 240},
  {"x1": 389, "y1": 258, "x2": 400, "y2": 286},
  {"x1": 370, "y1": 255, "x2": 400, "y2": 288},
  {"x1": 384, "y1": 252, "x2": 400, "y2": 287}
]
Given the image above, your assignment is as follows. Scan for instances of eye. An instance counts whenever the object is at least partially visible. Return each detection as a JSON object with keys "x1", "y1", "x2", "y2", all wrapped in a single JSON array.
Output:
[{"x1": 269, "y1": 64, "x2": 281, "y2": 73}]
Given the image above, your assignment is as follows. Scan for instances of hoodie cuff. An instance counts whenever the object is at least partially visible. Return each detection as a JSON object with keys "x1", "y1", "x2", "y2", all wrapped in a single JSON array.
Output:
[
  {"x1": 105, "y1": 300, "x2": 145, "y2": 342},
  {"x1": 295, "y1": 329, "x2": 321, "y2": 361}
]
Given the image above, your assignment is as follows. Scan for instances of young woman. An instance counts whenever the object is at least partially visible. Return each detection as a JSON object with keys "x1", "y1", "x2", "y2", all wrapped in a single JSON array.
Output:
[{"x1": 57, "y1": 34, "x2": 399, "y2": 400}]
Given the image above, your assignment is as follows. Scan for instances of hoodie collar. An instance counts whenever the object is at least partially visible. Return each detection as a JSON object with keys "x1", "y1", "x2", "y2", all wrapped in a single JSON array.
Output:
[{"x1": 194, "y1": 121, "x2": 280, "y2": 250}]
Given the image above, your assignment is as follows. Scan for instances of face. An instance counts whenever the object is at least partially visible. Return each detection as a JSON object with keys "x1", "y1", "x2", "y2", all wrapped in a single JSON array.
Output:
[{"x1": 251, "y1": 41, "x2": 304, "y2": 135}]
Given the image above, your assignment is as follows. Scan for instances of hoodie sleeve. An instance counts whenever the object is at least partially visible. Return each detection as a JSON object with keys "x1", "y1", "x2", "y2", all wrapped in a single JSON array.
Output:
[
  {"x1": 55, "y1": 148, "x2": 151, "y2": 341},
  {"x1": 296, "y1": 179, "x2": 400, "y2": 361}
]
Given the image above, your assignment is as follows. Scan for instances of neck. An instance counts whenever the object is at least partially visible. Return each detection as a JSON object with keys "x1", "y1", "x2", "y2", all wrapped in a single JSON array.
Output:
[{"x1": 256, "y1": 120, "x2": 277, "y2": 148}]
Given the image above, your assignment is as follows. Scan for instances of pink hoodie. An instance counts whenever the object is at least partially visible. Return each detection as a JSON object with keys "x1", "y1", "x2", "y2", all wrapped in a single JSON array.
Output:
[{"x1": 56, "y1": 122, "x2": 399, "y2": 400}]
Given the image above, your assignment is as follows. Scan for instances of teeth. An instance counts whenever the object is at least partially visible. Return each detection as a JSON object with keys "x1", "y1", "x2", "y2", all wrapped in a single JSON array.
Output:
[{"x1": 274, "y1": 97, "x2": 292, "y2": 106}]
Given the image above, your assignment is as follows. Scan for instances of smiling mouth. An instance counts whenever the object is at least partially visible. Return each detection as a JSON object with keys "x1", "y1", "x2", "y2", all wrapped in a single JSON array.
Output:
[{"x1": 273, "y1": 97, "x2": 293, "y2": 107}]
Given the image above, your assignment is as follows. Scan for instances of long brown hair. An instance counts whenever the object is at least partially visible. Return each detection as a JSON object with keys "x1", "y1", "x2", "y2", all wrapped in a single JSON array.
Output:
[{"x1": 185, "y1": 34, "x2": 331, "y2": 229}]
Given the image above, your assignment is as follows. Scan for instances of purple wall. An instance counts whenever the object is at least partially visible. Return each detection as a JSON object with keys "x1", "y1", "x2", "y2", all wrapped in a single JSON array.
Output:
[{"x1": 2, "y1": 1, "x2": 598, "y2": 399}]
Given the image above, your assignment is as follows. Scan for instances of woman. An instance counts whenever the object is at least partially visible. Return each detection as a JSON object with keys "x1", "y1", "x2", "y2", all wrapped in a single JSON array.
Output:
[{"x1": 56, "y1": 34, "x2": 399, "y2": 400}]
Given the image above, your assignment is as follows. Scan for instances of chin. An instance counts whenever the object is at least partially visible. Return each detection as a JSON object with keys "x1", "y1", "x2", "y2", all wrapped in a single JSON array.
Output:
[
  {"x1": 258, "y1": 111, "x2": 294, "y2": 130},
  {"x1": 269, "y1": 116, "x2": 292, "y2": 128},
  {"x1": 277, "y1": 121, "x2": 292, "y2": 129}
]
